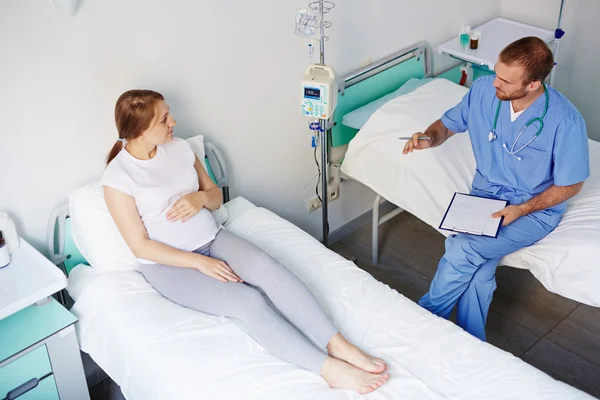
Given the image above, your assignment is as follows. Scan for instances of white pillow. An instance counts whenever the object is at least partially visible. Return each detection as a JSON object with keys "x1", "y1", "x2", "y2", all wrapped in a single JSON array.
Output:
[
  {"x1": 70, "y1": 135, "x2": 229, "y2": 272},
  {"x1": 69, "y1": 181, "x2": 138, "y2": 272}
]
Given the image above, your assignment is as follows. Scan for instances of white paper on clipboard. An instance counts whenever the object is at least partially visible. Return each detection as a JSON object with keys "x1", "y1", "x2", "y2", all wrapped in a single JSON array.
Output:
[{"x1": 439, "y1": 193, "x2": 508, "y2": 237}]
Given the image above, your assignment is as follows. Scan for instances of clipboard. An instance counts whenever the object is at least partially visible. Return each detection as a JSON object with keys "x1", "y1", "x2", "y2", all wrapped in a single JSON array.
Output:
[{"x1": 438, "y1": 192, "x2": 508, "y2": 238}]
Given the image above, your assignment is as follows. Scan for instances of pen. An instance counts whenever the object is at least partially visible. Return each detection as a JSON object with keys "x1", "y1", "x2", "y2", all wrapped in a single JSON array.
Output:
[{"x1": 399, "y1": 136, "x2": 431, "y2": 140}]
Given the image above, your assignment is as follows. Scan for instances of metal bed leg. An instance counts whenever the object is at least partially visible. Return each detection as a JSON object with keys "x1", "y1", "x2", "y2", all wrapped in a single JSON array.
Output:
[
  {"x1": 371, "y1": 195, "x2": 405, "y2": 265},
  {"x1": 223, "y1": 186, "x2": 230, "y2": 203},
  {"x1": 372, "y1": 195, "x2": 382, "y2": 265},
  {"x1": 57, "y1": 289, "x2": 66, "y2": 306}
]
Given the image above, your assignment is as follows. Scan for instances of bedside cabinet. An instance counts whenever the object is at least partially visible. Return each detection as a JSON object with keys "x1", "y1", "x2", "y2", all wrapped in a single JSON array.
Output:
[{"x1": 0, "y1": 239, "x2": 89, "y2": 400}]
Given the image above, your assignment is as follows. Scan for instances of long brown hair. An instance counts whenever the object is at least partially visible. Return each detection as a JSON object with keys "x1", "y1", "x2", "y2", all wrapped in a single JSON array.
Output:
[{"x1": 106, "y1": 89, "x2": 165, "y2": 165}]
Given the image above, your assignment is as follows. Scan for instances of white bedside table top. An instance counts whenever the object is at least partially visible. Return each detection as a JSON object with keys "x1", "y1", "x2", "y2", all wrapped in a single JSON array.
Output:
[
  {"x1": 0, "y1": 238, "x2": 67, "y2": 320},
  {"x1": 438, "y1": 18, "x2": 554, "y2": 70}
]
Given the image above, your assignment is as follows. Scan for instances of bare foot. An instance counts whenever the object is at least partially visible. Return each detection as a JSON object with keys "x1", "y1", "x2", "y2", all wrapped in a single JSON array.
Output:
[
  {"x1": 321, "y1": 356, "x2": 389, "y2": 394},
  {"x1": 327, "y1": 333, "x2": 388, "y2": 373}
]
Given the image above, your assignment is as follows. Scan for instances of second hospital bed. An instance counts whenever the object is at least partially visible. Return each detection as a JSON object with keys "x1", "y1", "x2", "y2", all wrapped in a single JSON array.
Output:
[
  {"x1": 336, "y1": 42, "x2": 600, "y2": 308},
  {"x1": 48, "y1": 136, "x2": 595, "y2": 399}
]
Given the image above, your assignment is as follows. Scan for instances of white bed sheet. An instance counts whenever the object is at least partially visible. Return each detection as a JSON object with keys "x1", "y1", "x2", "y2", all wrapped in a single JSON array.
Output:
[
  {"x1": 341, "y1": 78, "x2": 600, "y2": 307},
  {"x1": 68, "y1": 197, "x2": 593, "y2": 400}
]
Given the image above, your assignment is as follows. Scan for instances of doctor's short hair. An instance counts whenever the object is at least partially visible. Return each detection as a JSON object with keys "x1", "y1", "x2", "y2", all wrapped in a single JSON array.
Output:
[{"x1": 499, "y1": 36, "x2": 554, "y2": 85}]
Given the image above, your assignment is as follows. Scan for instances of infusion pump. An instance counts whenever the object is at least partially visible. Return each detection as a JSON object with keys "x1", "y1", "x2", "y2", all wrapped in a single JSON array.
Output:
[{"x1": 301, "y1": 65, "x2": 338, "y2": 120}]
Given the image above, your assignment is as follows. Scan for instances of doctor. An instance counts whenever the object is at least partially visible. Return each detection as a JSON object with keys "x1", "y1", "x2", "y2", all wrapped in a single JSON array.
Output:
[{"x1": 403, "y1": 37, "x2": 590, "y2": 341}]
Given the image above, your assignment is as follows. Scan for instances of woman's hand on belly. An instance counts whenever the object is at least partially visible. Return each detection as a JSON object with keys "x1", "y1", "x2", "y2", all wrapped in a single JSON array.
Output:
[
  {"x1": 195, "y1": 254, "x2": 243, "y2": 283},
  {"x1": 167, "y1": 192, "x2": 207, "y2": 222}
]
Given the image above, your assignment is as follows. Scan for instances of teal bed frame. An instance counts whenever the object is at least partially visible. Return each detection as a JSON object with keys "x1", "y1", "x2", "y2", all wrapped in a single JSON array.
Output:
[
  {"x1": 47, "y1": 142, "x2": 229, "y2": 277},
  {"x1": 330, "y1": 42, "x2": 494, "y2": 263},
  {"x1": 332, "y1": 42, "x2": 431, "y2": 148}
]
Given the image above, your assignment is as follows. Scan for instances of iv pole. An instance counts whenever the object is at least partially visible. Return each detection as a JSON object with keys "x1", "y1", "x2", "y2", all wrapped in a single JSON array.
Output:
[
  {"x1": 550, "y1": 0, "x2": 566, "y2": 87},
  {"x1": 316, "y1": 0, "x2": 330, "y2": 247},
  {"x1": 298, "y1": 0, "x2": 333, "y2": 246}
]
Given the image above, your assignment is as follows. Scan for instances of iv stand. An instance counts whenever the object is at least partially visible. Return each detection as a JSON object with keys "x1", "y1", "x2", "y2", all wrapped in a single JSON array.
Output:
[
  {"x1": 317, "y1": 0, "x2": 329, "y2": 247},
  {"x1": 550, "y1": 0, "x2": 566, "y2": 87}
]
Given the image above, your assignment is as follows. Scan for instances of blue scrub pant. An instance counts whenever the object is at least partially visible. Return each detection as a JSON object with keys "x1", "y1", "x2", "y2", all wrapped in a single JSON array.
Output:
[{"x1": 418, "y1": 212, "x2": 551, "y2": 341}]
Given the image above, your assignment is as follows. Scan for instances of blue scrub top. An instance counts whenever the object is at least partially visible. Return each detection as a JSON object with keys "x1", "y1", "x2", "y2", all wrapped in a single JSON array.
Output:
[{"x1": 441, "y1": 75, "x2": 590, "y2": 229}]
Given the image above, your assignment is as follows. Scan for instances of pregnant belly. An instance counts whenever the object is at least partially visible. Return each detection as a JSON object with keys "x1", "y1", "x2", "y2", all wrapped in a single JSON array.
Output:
[{"x1": 143, "y1": 208, "x2": 219, "y2": 251}]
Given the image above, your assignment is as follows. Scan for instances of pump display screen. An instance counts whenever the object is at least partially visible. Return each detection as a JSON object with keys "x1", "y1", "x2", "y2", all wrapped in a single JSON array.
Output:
[{"x1": 304, "y1": 87, "x2": 321, "y2": 99}]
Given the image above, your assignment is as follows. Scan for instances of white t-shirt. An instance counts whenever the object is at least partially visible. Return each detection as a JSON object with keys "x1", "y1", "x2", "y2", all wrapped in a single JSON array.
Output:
[
  {"x1": 510, "y1": 101, "x2": 526, "y2": 122},
  {"x1": 101, "y1": 137, "x2": 219, "y2": 264}
]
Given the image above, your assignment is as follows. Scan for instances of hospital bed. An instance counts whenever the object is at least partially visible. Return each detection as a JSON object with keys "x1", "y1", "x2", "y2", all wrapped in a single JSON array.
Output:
[
  {"x1": 46, "y1": 137, "x2": 595, "y2": 399},
  {"x1": 335, "y1": 42, "x2": 600, "y2": 308}
]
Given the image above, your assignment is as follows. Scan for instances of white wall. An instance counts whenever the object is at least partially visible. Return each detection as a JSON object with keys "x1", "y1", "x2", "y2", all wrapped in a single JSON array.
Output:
[
  {"x1": 501, "y1": 0, "x2": 560, "y2": 28},
  {"x1": 502, "y1": 0, "x2": 600, "y2": 140},
  {"x1": 0, "y1": 0, "x2": 500, "y2": 253}
]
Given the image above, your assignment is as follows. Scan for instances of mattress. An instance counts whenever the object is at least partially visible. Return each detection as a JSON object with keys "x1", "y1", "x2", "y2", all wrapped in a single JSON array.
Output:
[
  {"x1": 341, "y1": 78, "x2": 600, "y2": 307},
  {"x1": 68, "y1": 197, "x2": 593, "y2": 400}
]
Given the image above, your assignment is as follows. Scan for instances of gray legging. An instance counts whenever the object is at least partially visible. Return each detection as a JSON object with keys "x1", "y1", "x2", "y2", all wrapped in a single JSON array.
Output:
[{"x1": 140, "y1": 229, "x2": 338, "y2": 373}]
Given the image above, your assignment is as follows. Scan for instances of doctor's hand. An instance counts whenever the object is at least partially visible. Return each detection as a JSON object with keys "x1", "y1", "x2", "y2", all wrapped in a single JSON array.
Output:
[
  {"x1": 402, "y1": 133, "x2": 432, "y2": 154},
  {"x1": 167, "y1": 192, "x2": 207, "y2": 223},
  {"x1": 492, "y1": 205, "x2": 526, "y2": 226},
  {"x1": 195, "y1": 255, "x2": 243, "y2": 283}
]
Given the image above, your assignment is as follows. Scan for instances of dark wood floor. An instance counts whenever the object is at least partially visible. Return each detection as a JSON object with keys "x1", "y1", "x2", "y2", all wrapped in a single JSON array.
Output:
[{"x1": 88, "y1": 212, "x2": 600, "y2": 399}]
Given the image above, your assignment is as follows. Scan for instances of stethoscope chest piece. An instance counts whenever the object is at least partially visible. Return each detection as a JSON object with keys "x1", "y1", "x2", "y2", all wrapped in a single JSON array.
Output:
[{"x1": 488, "y1": 131, "x2": 497, "y2": 142}]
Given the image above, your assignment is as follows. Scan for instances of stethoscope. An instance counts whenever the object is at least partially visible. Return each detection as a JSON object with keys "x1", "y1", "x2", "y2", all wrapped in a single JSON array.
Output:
[{"x1": 488, "y1": 83, "x2": 549, "y2": 161}]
